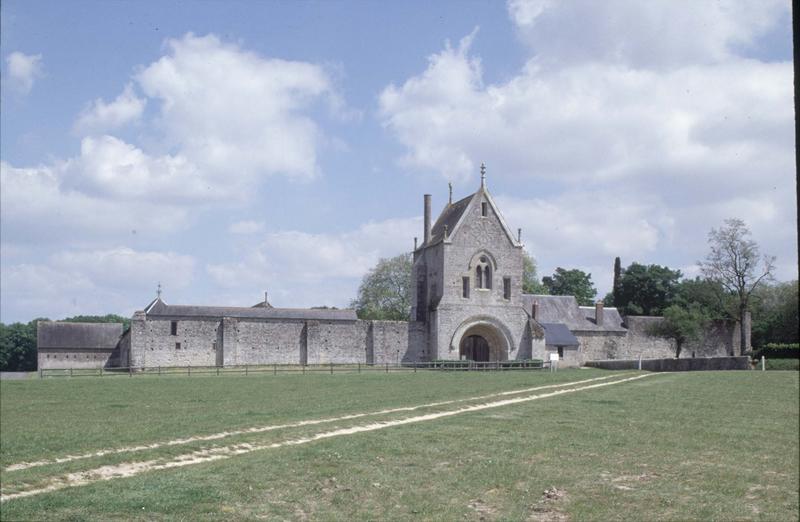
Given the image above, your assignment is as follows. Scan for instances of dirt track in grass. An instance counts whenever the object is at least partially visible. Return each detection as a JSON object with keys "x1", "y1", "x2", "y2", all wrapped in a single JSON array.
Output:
[
  {"x1": 3, "y1": 373, "x2": 623, "y2": 473},
  {"x1": 1, "y1": 373, "x2": 658, "y2": 503}
]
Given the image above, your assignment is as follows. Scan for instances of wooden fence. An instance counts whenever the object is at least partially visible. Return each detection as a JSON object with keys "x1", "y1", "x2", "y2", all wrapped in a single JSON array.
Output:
[{"x1": 38, "y1": 360, "x2": 547, "y2": 379}]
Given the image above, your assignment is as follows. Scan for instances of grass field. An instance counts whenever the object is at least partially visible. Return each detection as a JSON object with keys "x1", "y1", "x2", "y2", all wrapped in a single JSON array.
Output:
[{"x1": 1, "y1": 369, "x2": 797, "y2": 521}]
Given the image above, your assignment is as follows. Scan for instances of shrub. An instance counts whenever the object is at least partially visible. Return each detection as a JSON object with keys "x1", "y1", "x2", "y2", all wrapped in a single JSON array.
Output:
[
  {"x1": 765, "y1": 358, "x2": 799, "y2": 371},
  {"x1": 752, "y1": 343, "x2": 799, "y2": 360}
]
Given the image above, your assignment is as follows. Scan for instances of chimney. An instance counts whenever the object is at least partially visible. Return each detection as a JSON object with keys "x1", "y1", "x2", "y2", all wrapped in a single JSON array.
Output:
[
  {"x1": 414, "y1": 237, "x2": 418, "y2": 250},
  {"x1": 423, "y1": 194, "x2": 432, "y2": 244},
  {"x1": 517, "y1": 228, "x2": 522, "y2": 243},
  {"x1": 595, "y1": 301, "x2": 604, "y2": 325},
  {"x1": 264, "y1": 291, "x2": 269, "y2": 306},
  {"x1": 531, "y1": 301, "x2": 539, "y2": 320}
]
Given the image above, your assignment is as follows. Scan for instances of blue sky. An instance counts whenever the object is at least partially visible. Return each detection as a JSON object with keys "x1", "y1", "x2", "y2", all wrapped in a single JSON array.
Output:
[{"x1": 1, "y1": 0, "x2": 795, "y2": 323}]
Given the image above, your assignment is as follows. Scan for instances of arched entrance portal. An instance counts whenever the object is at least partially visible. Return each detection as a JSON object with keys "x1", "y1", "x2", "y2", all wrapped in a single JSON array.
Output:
[
  {"x1": 460, "y1": 334, "x2": 491, "y2": 361},
  {"x1": 452, "y1": 319, "x2": 510, "y2": 362}
]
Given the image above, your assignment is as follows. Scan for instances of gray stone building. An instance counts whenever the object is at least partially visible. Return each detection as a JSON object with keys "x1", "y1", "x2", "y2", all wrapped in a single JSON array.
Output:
[{"x1": 36, "y1": 166, "x2": 747, "y2": 369}]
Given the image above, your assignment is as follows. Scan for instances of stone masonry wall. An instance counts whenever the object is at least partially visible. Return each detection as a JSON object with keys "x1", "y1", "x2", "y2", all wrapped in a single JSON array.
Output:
[
  {"x1": 129, "y1": 315, "x2": 430, "y2": 367},
  {"x1": 132, "y1": 317, "x2": 219, "y2": 367},
  {"x1": 227, "y1": 320, "x2": 305, "y2": 365},
  {"x1": 38, "y1": 350, "x2": 116, "y2": 370}
]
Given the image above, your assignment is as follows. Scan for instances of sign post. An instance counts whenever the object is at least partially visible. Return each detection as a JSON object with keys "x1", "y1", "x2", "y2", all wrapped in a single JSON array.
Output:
[{"x1": 549, "y1": 353, "x2": 559, "y2": 372}]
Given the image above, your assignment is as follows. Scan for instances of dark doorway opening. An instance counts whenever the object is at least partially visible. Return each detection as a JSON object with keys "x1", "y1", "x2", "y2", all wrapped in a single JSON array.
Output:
[{"x1": 460, "y1": 334, "x2": 490, "y2": 362}]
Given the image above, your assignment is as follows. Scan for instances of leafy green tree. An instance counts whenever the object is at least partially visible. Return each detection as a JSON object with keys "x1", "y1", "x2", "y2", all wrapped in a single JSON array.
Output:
[
  {"x1": 615, "y1": 262, "x2": 682, "y2": 316},
  {"x1": 750, "y1": 280, "x2": 799, "y2": 348},
  {"x1": 351, "y1": 253, "x2": 412, "y2": 320},
  {"x1": 542, "y1": 267, "x2": 596, "y2": 306},
  {"x1": 522, "y1": 251, "x2": 548, "y2": 294},
  {"x1": 649, "y1": 304, "x2": 710, "y2": 358},
  {"x1": 699, "y1": 219, "x2": 775, "y2": 355},
  {"x1": 0, "y1": 319, "x2": 43, "y2": 371},
  {"x1": 612, "y1": 256, "x2": 622, "y2": 306},
  {"x1": 63, "y1": 314, "x2": 131, "y2": 331},
  {"x1": 674, "y1": 277, "x2": 735, "y2": 320}
]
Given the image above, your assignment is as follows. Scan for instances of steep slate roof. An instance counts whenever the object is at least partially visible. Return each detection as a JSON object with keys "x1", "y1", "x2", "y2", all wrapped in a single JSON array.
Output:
[
  {"x1": 144, "y1": 298, "x2": 357, "y2": 321},
  {"x1": 541, "y1": 323, "x2": 580, "y2": 347},
  {"x1": 429, "y1": 193, "x2": 473, "y2": 245},
  {"x1": 578, "y1": 306, "x2": 626, "y2": 331},
  {"x1": 425, "y1": 178, "x2": 521, "y2": 249},
  {"x1": 37, "y1": 321, "x2": 123, "y2": 350},
  {"x1": 522, "y1": 294, "x2": 626, "y2": 333}
]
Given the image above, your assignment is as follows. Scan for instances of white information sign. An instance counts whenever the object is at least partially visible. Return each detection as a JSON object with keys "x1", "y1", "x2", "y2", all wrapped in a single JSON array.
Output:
[{"x1": 549, "y1": 353, "x2": 560, "y2": 362}]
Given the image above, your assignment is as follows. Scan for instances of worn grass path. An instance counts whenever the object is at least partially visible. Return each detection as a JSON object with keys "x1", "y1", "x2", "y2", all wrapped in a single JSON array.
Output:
[{"x1": 1, "y1": 370, "x2": 797, "y2": 520}]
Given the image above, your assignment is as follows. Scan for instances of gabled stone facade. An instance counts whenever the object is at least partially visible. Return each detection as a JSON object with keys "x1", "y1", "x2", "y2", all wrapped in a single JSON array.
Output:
[{"x1": 412, "y1": 172, "x2": 544, "y2": 361}]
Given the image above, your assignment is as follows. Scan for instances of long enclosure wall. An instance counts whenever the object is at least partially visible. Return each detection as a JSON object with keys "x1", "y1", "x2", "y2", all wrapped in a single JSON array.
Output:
[{"x1": 128, "y1": 316, "x2": 428, "y2": 367}]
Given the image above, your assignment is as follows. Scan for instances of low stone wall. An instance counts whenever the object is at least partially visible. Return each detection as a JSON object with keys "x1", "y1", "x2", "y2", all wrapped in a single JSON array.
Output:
[{"x1": 584, "y1": 356, "x2": 751, "y2": 371}]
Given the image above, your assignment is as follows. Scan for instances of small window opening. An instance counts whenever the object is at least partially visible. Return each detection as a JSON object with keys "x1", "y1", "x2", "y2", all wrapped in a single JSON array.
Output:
[
  {"x1": 462, "y1": 277, "x2": 470, "y2": 298},
  {"x1": 475, "y1": 256, "x2": 492, "y2": 289},
  {"x1": 170, "y1": 321, "x2": 178, "y2": 336},
  {"x1": 481, "y1": 202, "x2": 487, "y2": 217},
  {"x1": 557, "y1": 346, "x2": 564, "y2": 359},
  {"x1": 175, "y1": 342, "x2": 181, "y2": 350},
  {"x1": 503, "y1": 277, "x2": 511, "y2": 300}
]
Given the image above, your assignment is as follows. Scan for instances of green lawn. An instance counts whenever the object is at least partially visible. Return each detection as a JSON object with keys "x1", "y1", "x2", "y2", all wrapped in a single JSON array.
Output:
[{"x1": 1, "y1": 370, "x2": 797, "y2": 521}]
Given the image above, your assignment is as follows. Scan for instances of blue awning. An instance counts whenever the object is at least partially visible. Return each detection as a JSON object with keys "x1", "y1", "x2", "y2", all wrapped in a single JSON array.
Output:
[{"x1": 541, "y1": 323, "x2": 580, "y2": 348}]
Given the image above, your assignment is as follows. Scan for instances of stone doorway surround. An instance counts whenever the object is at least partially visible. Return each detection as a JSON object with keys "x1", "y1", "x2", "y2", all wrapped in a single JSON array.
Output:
[{"x1": 450, "y1": 316, "x2": 512, "y2": 362}]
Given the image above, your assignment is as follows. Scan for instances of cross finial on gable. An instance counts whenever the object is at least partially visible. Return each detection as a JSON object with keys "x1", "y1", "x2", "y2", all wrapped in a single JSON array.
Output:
[
  {"x1": 448, "y1": 182, "x2": 453, "y2": 205},
  {"x1": 480, "y1": 162, "x2": 486, "y2": 188},
  {"x1": 157, "y1": 282, "x2": 162, "y2": 299}
]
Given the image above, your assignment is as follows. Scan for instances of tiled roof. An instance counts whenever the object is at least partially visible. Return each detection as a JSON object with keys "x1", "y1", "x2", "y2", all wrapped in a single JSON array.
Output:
[
  {"x1": 541, "y1": 323, "x2": 580, "y2": 347},
  {"x1": 522, "y1": 294, "x2": 626, "y2": 332},
  {"x1": 37, "y1": 321, "x2": 123, "y2": 350},
  {"x1": 145, "y1": 299, "x2": 357, "y2": 321},
  {"x1": 429, "y1": 193, "x2": 474, "y2": 245}
]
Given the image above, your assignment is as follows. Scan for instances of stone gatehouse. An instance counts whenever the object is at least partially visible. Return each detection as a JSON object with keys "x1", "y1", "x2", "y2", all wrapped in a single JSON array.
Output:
[{"x1": 37, "y1": 166, "x2": 748, "y2": 369}]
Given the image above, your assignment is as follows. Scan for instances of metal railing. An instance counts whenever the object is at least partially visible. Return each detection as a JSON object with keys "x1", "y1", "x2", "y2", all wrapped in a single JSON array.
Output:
[{"x1": 38, "y1": 360, "x2": 547, "y2": 379}]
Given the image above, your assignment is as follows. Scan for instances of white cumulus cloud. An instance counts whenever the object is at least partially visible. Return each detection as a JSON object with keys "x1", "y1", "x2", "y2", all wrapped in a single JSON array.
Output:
[
  {"x1": 136, "y1": 33, "x2": 338, "y2": 181},
  {"x1": 5, "y1": 51, "x2": 43, "y2": 94},
  {"x1": 207, "y1": 217, "x2": 421, "y2": 308},
  {"x1": 74, "y1": 84, "x2": 146, "y2": 132},
  {"x1": 0, "y1": 247, "x2": 195, "y2": 322}
]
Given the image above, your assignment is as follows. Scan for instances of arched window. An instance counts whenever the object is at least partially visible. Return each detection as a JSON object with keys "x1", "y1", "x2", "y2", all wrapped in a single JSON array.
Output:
[{"x1": 475, "y1": 255, "x2": 492, "y2": 289}]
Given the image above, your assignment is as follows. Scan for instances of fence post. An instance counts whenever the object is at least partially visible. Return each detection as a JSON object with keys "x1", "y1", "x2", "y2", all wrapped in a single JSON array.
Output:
[
  {"x1": 330, "y1": 362, "x2": 333, "y2": 375},
  {"x1": 188, "y1": 365, "x2": 190, "y2": 376},
  {"x1": 100, "y1": 367, "x2": 103, "y2": 377},
  {"x1": 386, "y1": 362, "x2": 389, "y2": 373},
  {"x1": 245, "y1": 365, "x2": 248, "y2": 376},
  {"x1": 39, "y1": 368, "x2": 43, "y2": 379},
  {"x1": 414, "y1": 363, "x2": 417, "y2": 373},
  {"x1": 274, "y1": 364, "x2": 277, "y2": 375},
  {"x1": 761, "y1": 355, "x2": 766, "y2": 372},
  {"x1": 217, "y1": 366, "x2": 220, "y2": 376},
  {"x1": 129, "y1": 365, "x2": 132, "y2": 377},
  {"x1": 158, "y1": 366, "x2": 161, "y2": 376},
  {"x1": 358, "y1": 362, "x2": 361, "y2": 374},
  {"x1": 69, "y1": 368, "x2": 73, "y2": 378},
  {"x1": 638, "y1": 355, "x2": 642, "y2": 371}
]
